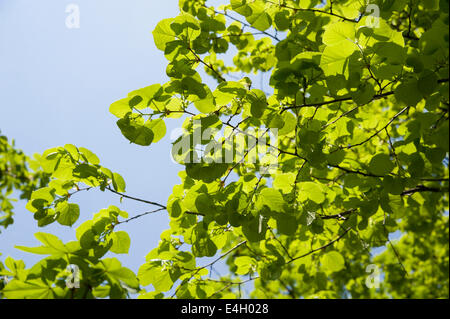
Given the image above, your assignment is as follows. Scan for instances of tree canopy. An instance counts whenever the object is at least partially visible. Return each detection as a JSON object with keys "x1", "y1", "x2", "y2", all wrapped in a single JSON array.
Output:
[{"x1": 1, "y1": 0, "x2": 449, "y2": 299}]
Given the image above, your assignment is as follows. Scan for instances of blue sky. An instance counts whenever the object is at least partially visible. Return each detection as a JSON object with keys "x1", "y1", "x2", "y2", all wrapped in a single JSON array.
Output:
[{"x1": 0, "y1": 0, "x2": 190, "y2": 275}]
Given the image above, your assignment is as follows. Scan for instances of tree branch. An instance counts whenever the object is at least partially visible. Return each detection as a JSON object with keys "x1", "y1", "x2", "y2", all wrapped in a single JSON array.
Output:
[
  {"x1": 106, "y1": 186, "x2": 167, "y2": 209},
  {"x1": 282, "y1": 78, "x2": 449, "y2": 113},
  {"x1": 340, "y1": 106, "x2": 409, "y2": 151},
  {"x1": 204, "y1": 5, "x2": 280, "y2": 42},
  {"x1": 266, "y1": 0, "x2": 357, "y2": 23},
  {"x1": 116, "y1": 207, "x2": 166, "y2": 225},
  {"x1": 171, "y1": 240, "x2": 247, "y2": 298},
  {"x1": 400, "y1": 185, "x2": 449, "y2": 196},
  {"x1": 319, "y1": 208, "x2": 357, "y2": 220},
  {"x1": 287, "y1": 227, "x2": 352, "y2": 264},
  {"x1": 187, "y1": 47, "x2": 226, "y2": 82}
]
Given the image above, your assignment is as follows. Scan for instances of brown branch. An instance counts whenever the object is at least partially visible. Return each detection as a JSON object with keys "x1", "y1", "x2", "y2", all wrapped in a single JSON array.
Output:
[
  {"x1": 171, "y1": 240, "x2": 247, "y2": 298},
  {"x1": 106, "y1": 186, "x2": 167, "y2": 209},
  {"x1": 205, "y1": 5, "x2": 280, "y2": 42},
  {"x1": 319, "y1": 208, "x2": 357, "y2": 220},
  {"x1": 187, "y1": 47, "x2": 226, "y2": 82},
  {"x1": 266, "y1": 0, "x2": 357, "y2": 23},
  {"x1": 116, "y1": 208, "x2": 166, "y2": 225},
  {"x1": 287, "y1": 227, "x2": 352, "y2": 264},
  {"x1": 268, "y1": 227, "x2": 293, "y2": 260},
  {"x1": 322, "y1": 105, "x2": 360, "y2": 129},
  {"x1": 282, "y1": 79, "x2": 449, "y2": 113},
  {"x1": 209, "y1": 276, "x2": 258, "y2": 298},
  {"x1": 327, "y1": 163, "x2": 381, "y2": 178},
  {"x1": 341, "y1": 106, "x2": 409, "y2": 151},
  {"x1": 400, "y1": 185, "x2": 449, "y2": 196},
  {"x1": 385, "y1": 127, "x2": 403, "y2": 174},
  {"x1": 282, "y1": 91, "x2": 395, "y2": 112}
]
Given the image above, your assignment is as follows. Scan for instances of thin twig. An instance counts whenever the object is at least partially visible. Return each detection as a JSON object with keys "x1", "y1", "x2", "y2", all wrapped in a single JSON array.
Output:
[
  {"x1": 116, "y1": 208, "x2": 166, "y2": 225},
  {"x1": 287, "y1": 227, "x2": 352, "y2": 263},
  {"x1": 106, "y1": 186, "x2": 166, "y2": 209}
]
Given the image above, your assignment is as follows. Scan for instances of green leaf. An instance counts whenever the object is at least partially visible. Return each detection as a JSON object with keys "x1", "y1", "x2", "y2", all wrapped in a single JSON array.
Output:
[
  {"x1": 247, "y1": 89, "x2": 267, "y2": 118},
  {"x1": 192, "y1": 237, "x2": 217, "y2": 257},
  {"x1": 276, "y1": 214, "x2": 298, "y2": 236},
  {"x1": 246, "y1": 2, "x2": 272, "y2": 31},
  {"x1": 320, "y1": 43, "x2": 358, "y2": 77},
  {"x1": 299, "y1": 182, "x2": 326, "y2": 204},
  {"x1": 172, "y1": 13, "x2": 201, "y2": 43},
  {"x1": 110, "y1": 98, "x2": 132, "y2": 118},
  {"x1": 320, "y1": 251, "x2": 345, "y2": 274},
  {"x1": 56, "y1": 202, "x2": 80, "y2": 227},
  {"x1": 242, "y1": 217, "x2": 267, "y2": 242},
  {"x1": 352, "y1": 82, "x2": 375, "y2": 105},
  {"x1": 274, "y1": 10, "x2": 290, "y2": 31},
  {"x1": 258, "y1": 188, "x2": 285, "y2": 212},
  {"x1": 185, "y1": 163, "x2": 228, "y2": 183},
  {"x1": 235, "y1": 256, "x2": 255, "y2": 275},
  {"x1": 213, "y1": 81, "x2": 247, "y2": 106},
  {"x1": 231, "y1": 0, "x2": 253, "y2": 16},
  {"x1": 383, "y1": 176, "x2": 405, "y2": 195},
  {"x1": 369, "y1": 154, "x2": 394, "y2": 176},
  {"x1": 2, "y1": 279, "x2": 54, "y2": 299},
  {"x1": 138, "y1": 260, "x2": 179, "y2": 292},
  {"x1": 110, "y1": 231, "x2": 131, "y2": 254},
  {"x1": 112, "y1": 172, "x2": 126, "y2": 193},
  {"x1": 152, "y1": 18, "x2": 177, "y2": 51},
  {"x1": 78, "y1": 147, "x2": 100, "y2": 165},
  {"x1": 16, "y1": 233, "x2": 67, "y2": 256},
  {"x1": 147, "y1": 119, "x2": 167, "y2": 143},
  {"x1": 117, "y1": 117, "x2": 154, "y2": 146},
  {"x1": 418, "y1": 70, "x2": 438, "y2": 96},
  {"x1": 26, "y1": 187, "x2": 55, "y2": 213},
  {"x1": 322, "y1": 22, "x2": 356, "y2": 46},
  {"x1": 101, "y1": 258, "x2": 139, "y2": 289},
  {"x1": 394, "y1": 79, "x2": 423, "y2": 106},
  {"x1": 195, "y1": 193, "x2": 215, "y2": 215}
]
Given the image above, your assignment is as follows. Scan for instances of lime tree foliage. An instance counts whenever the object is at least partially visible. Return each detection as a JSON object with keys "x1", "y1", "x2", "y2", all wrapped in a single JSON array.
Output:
[
  {"x1": 0, "y1": 134, "x2": 49, "y2": 231},
  {"x1": 1, "y1": 0, "x2": 449, "y2": 299}
]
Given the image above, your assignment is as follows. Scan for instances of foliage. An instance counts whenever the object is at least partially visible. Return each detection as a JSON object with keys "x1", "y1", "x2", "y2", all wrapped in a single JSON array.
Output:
[
  {"x1": 1, "y1": 0, "x2": 449, "y2": 299},
  {"x1": 0, "y1": 134, "x2": 49, "y2": 231}
]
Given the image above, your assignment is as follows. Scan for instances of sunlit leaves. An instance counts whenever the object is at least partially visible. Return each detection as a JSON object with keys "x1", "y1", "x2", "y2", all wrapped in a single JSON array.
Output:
[
  {"x1": 110, "y1": 98, "x2": 132, "y2": 118},
  {"x1": 153, "y1": 18, "x2": 177, "y2": 51},
  {"x1": 15, "y1": 233, "x2": 68, "y2": 257},
  {"x1": 110, "y1": 231, "x2": 131, "y2": 254},
  {"x1": 322, "y1": 22, "x2": 356, "y2": 46},
  {"x1": 112, "y1": 172, "x2": 126, "y2": 193},
  {"x1": 257, "y1": 188, "x2": 284, "y2": 212},
  {"x1": 234, "y1": 256, "x2": 256, "y2": 275},
  {"x1": 185, "y1": 163, "x2": 228, "y2": 183},
  {"x1": 2, "y1": 279, "x2": 55, "y2": 299},
  {"x1": 2, "y1": 0, "x2": 449, "y2": 300},
  {"x1": 298, "y1": 182, "x2": 326, "y2": 204},
  {"x1": 320, "y1": 251, "x2": 345, "y2": 274},
  {"x1": 99, "y1": 258, "x2": 139, "y2": 290},
  {"x1": 138, "y1": 261, "x2": 176, "y2": 292},
  {"x1": 320, "y1": 42, "x2": 358, "y2": 77},
  {"x1": 56, "y1": 202, "x2": 80, "y2": 227},
  {"x1": 394, "y1": 79, "x2": 424, "y2": 106},
  {"x1": 117, "y1": 115, "x2": 167, "y2": 146},
  {"x1": 246, "y1": 89, "x2": 267, "y2": 118},
  {"x1": 352, "y1": 82, "x2": 375, "y2": 106},
  {"x1": 245, "y1": 1, "x2": 272, "y2": 31},
  {"x1": 153, "y1": 14, "x2": 201, "y2": 52}
]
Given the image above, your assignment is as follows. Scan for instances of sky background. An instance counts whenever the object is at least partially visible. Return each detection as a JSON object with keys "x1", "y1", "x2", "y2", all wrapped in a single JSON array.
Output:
[{"x1": 0, "y1": 0, "x2": 194, "y2": 277}]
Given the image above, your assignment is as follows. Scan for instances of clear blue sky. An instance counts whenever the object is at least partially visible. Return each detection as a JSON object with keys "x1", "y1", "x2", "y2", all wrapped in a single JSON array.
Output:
[{"x1": 0, "y1": 0, "x2": 190, "y2": 275}]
